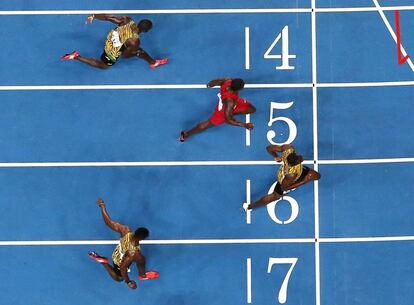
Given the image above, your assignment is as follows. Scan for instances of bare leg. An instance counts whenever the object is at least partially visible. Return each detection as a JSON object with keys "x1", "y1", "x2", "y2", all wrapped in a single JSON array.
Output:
[
  {"x1": 287, "y1": 169, "x2": 321, "y2": 190},
  {"x1": 76, "y1": 55, "x2": 109, "y2": 69},
  {"x1": 136, "y1": 48, "x2": 155, "y2": 65},
  {"x1": 137, "y1": 255, "x2": 146, "y2": 277},
  {"x1": 101, "y1": 263, "x2": 123, "y2": 282},
  {"x1": 249, "y1": 169, "x2": 320, "y2": 210},
  {"x1": 248, "y1": 192, "x2": 281, "y2": 210},
  {"x1": 180, "y1": 120, "x2": 215, "y2": 141}
]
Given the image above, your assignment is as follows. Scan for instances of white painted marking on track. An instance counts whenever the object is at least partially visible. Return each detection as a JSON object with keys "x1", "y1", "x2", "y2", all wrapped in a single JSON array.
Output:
[
  {"x1": 246, "y1": 258, "x2": 252, "y2": 303},
  {"x1": 245, "y1": 179, "x2": 251, "y2": 224},
  {"x1": 0, "y1": 9, "x2": 312, "y2": 16},
  {"x1": 317, "y1": 6, "x2": 414, "y2": 13},
  {"x1": 2, "y1": 80, "x2": 414, "y2": 91},
  {"x1": 245, "y1": 114, "x2": 251, "y2": 147},
  {"x1": 1, "y1": 6, "x2": 414, "y2": 15},
  {"x1": 0, "y1": 84, "x2": 311, "y2": 90},
  {"x1": 0, "y1": 158, "x2": 414, "y2": 168},
  {"x1": 311, "y1": 2, "x2": 321, "y2": 305},
  {"x1": 2, "y1": 236, "x2": 414, "y2": 246},
  {"x1": 0, "y1": 238, "x2": 315, "y2": 246},
  {"x1": 372, "y1": 0, "x2": 414, "y2": 72},
  {"x1": 245, "y1": 27, "x2": 250, "y2": 70}
]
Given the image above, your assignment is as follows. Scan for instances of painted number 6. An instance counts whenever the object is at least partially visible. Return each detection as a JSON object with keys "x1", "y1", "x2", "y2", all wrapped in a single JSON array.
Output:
[{"x1": 266, "y1": 181, "x2": 299, "y2": 224}]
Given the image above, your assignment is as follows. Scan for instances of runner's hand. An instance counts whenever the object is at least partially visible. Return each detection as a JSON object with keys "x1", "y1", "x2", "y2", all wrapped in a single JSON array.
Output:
[
  {"x1": 97, "y1": 198, "x2": 105, "y2": 207},
  {"x1": 86, "y1": 15, "x2": 95, "y2": 24},
  {"x1": 127, "y1": 281, "x2": 137, "y2": 289},
  {"x1": 245, "y1": 123, "x2": 254, "y2": 130}
]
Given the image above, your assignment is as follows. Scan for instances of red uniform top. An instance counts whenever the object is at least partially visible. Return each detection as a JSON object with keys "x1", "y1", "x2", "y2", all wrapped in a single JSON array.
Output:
[{"x1": 209, "y1": 79, "x2": 251, "y2": 126}]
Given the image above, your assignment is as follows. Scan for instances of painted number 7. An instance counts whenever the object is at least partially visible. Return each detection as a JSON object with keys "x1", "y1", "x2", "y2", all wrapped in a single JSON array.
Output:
[{"x1": 268, "y1": 257, "x2": 298, "y2": 304}]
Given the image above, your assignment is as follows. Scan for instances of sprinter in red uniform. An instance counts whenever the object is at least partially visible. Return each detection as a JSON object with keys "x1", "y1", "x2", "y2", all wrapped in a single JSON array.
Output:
[{"x1": 179, "y1": 78, "x2": 255, "y2": 142}]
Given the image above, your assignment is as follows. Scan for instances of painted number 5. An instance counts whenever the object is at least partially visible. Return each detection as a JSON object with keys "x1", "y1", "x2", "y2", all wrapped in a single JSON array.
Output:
[
  {"x1": 267, "y1": 101, "x2": 297, "y2": 145},
  {"x1": 268, "y1": 257, "x2": 298, "y2": 304}
]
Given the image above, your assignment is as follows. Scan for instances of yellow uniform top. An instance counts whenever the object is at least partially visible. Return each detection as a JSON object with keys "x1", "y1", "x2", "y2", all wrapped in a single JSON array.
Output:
[
  {"x1": 277, "y1": 147, "x2": 303, "y2": 184},
  {"x1": 112, "y1": 232, "x2": 140, "y2": 266},
  {"x1": 104, "y1": 20, "x2": 139, "y2": 62}
]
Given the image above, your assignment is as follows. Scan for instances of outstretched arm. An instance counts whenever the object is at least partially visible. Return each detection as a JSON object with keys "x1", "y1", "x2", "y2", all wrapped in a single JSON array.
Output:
[
  {"x1": 96, "y1": 198, "x2": 131, "y2": 235},
  {"x1": 266, "y1": 144, "x2": 293, "y2": 160},
  {"x1": 87, "y1": 14, "x2": 131, "y2": 25},
  {"x1": 224, "y1": 99, "x2": 253, "y2": 130},
  {"x1": 206, "y1": 78, "x2": 230, "y2": 88}
]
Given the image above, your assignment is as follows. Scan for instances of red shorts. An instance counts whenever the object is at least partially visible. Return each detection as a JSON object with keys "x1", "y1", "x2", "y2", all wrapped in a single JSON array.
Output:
[{"x1": 209, "y1": 100, "x2": 252, "y2": 126}]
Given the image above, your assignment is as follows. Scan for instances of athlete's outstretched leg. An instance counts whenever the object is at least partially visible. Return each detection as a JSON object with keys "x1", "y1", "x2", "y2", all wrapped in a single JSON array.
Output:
[
  {"x1": 247, "y1": 191, "x2": 281, "y2": 210},
  {"x1": 61, "y1": 51, "x2": 109, "y2": 69},
  {"x1": 76, "y1": 55, "x2": 109, "y2": 69},
  {"x1": 136, "y1": 48, "x2": 155, "y2": 65},
  {"x1": 101, "y1": 264, "x2": 123, "y2": 282},
  {"x1": 180, "y1": 120, "x2": 215, "y2": 142},
  {"x1": 136, "y1": 48, "x2": 168, "y2": 69},
  {"x1": 88, "y1": 251, "x2": 122, "y2": 282}
]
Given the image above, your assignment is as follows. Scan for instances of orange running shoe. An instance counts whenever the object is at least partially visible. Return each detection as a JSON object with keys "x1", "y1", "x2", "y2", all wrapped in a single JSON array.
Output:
[
  {"x1": 61, "y1": 51, "x2": 79, "y2": 60},
  {"x1": 88, "y1": 251, "x2": 109, "y2": 264},
  {"x1": 138, "y1": 271, "x2": 160, "y2": 280},
  {"x1": 150, "y1": 58, "x2": 168, "y2": 69}
]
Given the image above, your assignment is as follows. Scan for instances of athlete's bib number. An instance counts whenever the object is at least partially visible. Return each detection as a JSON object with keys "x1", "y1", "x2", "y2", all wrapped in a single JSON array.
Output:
[
  {"x1": 111, "y1": 31, "x2": 122, "y2": 48},
  {"x1": 217, "y1": 93, "x2": 238, "y2": 111},
  {"x1": 217, "y1": 93, "x2": 223, "y2": 111}
]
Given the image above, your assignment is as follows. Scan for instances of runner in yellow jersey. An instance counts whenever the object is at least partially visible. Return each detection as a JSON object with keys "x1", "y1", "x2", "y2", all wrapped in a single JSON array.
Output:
[
  {"x1": 61, "y1": 14, "x2": 168, "y2": 69},
  {"x1": 244, "y1": 144, "x2": 320, "y2": 210},
  {"x1": 88, "y1": 198, "x2": 153, "y2": 289}
]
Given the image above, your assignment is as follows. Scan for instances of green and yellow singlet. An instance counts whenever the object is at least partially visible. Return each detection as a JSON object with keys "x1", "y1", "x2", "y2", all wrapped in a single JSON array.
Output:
[
  {"x1": 112, "y1": 232, "x2": 140, "y2": 266},
  {"x1": 277, "y1": 147, "x2": 303, "y2": 184},
  {"x1": 104, "y1": 21, "x2": 139, "y2": 62}
]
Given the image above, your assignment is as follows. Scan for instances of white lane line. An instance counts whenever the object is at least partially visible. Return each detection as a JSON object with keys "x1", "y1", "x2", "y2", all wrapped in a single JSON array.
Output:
[
  {"x1": 0, "y1": 158, "x2": 413, "y2": 168},
  {"x1": 2, "y1": 236, "x2": 414, "y2": 246},
  {"x1": 0, "y1": 238, "x2": 315, "y2": 246},
  {"x1": 318, "y1": 158, "x2": 414, "y2": 165},
  {"x1": 0, "y1": 160, "x2": 313, "y2": 168},
  {"x1": 311, "y1": 2, "x2": 321, "y2": 305},
  {"x1": 246, "y1": 258, "x2": 252, "y2": 304},
  {"x1": 0, "y1": 9, "x2": 312, "y2": 15},
  {"x1": 320, "y1": 236, "x2": 414, "y2": 243},
  {"x1": 317, "y1": 80, "x2": 414, "y2": 88},
  {"x1": 245, "y1": 27, "x2": 250, "y2": 70},
  {"x1": 372, "y1": 0, "x2": 414, "y2": 72},
  {"x1": 317, "y1": 6, "x2": 414, "y2": 13},
  {"x1": 1, "y1": 6, "x2": 414, "y2": 15},
  {"x1": 0, "y1": 84, "x2": 312, "y2": 90},
  {"x1": 245, "y1": 114, "x2": 251, "y2": 147},
  {"x1": 245, "y1": 179, "x2": 252, "y2": 224},
  {"x1": 2, "y1": 80, "x2": 414, "y2": 91}
]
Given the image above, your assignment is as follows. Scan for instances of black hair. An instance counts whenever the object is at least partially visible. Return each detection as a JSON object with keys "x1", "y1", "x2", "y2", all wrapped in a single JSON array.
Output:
[
  {"x1": 138, "y1": 19, "x2": 153, "y2": 32},
  {"x1": 135, "y1": 227, "x2": 150, "y2": 239},
  {"x1": 286, "y1": 153, "x2": 300, "y2": 166},
  {"x1": 230, "y1": 78, "x2": 245, "y2": 91}
]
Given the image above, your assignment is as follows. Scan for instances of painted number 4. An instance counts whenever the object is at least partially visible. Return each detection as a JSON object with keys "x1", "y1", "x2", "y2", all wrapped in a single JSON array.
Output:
[
  {"x1": 265, "y1": 26, "x2": 296, "y2": 70},
  {"x1": 245, "y1": 25, "x2": 296, "y2": 70}
]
